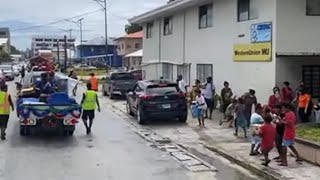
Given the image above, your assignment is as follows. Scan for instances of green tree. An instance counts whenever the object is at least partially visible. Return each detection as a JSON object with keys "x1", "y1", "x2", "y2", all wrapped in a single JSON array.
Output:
[
  {"x1": 125, "y1": 23, "x2": 143, "y2": 34},
  {"x1": 0, "y1": 49, "x2": 11, "y2": 64},
  {"x1": 10, "y1": 45, "x2": 21, "y2": 54}
]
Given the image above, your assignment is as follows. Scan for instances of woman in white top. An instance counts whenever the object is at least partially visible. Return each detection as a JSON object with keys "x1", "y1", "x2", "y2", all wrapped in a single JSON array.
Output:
[{"x1": 195, "y1": 89, "x2": 207, "y2": 126}]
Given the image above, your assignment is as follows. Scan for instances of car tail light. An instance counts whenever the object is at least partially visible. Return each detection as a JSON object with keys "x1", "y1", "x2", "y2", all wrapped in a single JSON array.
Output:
[{"x1": 141, "y1": 95, "x2": 153, "y2": 100}]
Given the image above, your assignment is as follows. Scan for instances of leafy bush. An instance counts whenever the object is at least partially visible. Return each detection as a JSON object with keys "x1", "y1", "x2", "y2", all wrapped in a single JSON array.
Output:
[{"x1": 296, "y1": 124, "x2": 320, "y2": 143}]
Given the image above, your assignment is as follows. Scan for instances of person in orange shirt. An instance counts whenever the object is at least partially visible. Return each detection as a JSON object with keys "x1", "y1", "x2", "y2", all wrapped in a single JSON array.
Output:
[
  {"x1": 89, "y1": 73, "x2": 98, "y2": 91},
  {"x1": 297, "y1": 88, "x2": 311, "y2": 123}
]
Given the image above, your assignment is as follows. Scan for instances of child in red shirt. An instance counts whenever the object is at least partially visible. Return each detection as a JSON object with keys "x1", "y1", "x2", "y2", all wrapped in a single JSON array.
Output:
[
  {"x1": 279, "y1": 103, "x2": 303, "y2": 166},
  {"x1": 259, "y1": 114, "x2": 276, "y2": 166}
]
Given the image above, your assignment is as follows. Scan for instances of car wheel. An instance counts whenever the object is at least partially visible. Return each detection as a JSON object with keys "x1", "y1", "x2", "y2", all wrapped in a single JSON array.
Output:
[
  {"x1": 137, "y1": 107, "x2": 146, "y2": 125},
  {"x1": 110, "y1": 93, "x2": 114, "y2": 99},
  {"x1": 178, "y1": 114, "x2": 188, "y2": 123},
  {"x1": 126, "y1": 101, "x2": 134, "y2": 116}
]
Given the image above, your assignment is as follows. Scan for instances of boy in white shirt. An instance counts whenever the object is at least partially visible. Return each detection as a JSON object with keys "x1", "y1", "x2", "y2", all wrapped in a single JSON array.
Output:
[{"x1": 195, "y1": 89, "x2": 207, "y2": 126}]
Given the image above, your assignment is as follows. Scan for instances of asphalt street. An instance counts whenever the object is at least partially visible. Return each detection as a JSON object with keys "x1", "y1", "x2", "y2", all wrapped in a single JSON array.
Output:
[{"x1": 0, "y1": 79, "x2": 216, "y2": 180}]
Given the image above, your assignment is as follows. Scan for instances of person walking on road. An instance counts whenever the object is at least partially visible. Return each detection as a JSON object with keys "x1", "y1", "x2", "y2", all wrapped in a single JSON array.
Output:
[
  {"x1": 0, "y1": 84, "x2": 14, "y2": 140},
  {"x1": 202, "y1": 77, "x2": 215, "y2": 119},
  {"x1": 81, "y1": 83, "x2": 101, "y2": 134},
  {"x1": 89, "y1": 73, "x2": 98, "y2": 91}
]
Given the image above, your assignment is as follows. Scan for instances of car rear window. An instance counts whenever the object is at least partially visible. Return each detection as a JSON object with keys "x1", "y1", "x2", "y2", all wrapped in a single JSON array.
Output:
[
  {"x1": 147, "y1": 84, "x2": 178, "y2": 95},
  {"x1": 111, "y1": 73, "x2": 134, "y2": 80}
]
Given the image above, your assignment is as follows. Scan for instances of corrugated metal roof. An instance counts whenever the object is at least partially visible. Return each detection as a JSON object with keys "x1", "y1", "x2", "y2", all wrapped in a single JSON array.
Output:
[
  {"x1": 82, "y1": 37, "x2": 115, "y2": 46},
  {"x1": 116, "y1": 31, "x2": 143, "y2": 40}
]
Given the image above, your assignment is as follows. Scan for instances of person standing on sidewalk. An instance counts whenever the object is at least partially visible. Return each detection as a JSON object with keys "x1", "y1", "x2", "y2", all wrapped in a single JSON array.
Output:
[
  {"x1": 81, "y1": 83, "x2": 101, "y2": 134},
  {"x1": 234, "y1": 97, "x2": 247, "y2": 138},
  {"x1": 177, "y1": 75, "x2": 187, "y2": 95},
  {"x1": 243, "y1": 89, "x2": 257, "y2": 128},
  {"x1": 297, "y1": 88, "x2": 312, "y2": 123},
  {"x1": 249, "y1": 104, "x2": 264, "y2": 156},
  {"x1": 0, "y1": 84, "x2": 14, "y2": 140},
  {"x1": 282, "y1": 81, "x2": 293, "y2": 103},
  {"x1": 279, "y1": 103, "x2": 303, "y2": 166},
  {"x1": 202, "y1": 77, "x2": 215, "y2": 120},
  {"x1": 195, "y1": 89, "x2": 207, "y2": 127},
  {"x1": 272, "y1": 104, "x2": 285, "y2": 162},
  {"x1": 89, "y1": 73, "x2": 98, "y2": 91},
  {"x1": 220, "y1": 81, "x2": 233, "y2": 115}
]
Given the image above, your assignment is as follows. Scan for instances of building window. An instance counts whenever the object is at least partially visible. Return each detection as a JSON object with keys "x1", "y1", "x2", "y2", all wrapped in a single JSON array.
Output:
[
  {"x1": 44, "y1": 39, "x2": 51, "y2": 42},
  {"x1": 126, "y1": 44, "x2": 131, "y2": 49},
  {"x1": 303, "y1": 65, "x2": 320, "y2": 98},
  {"x1": 237, "y1": 0, "x2": 259, "y2": 22},
  {"x1": 121, "y1": 44, "x2": 124, "y2": 50},
  {"x1": 162, "y1": 63, "x2": 173, "y2": 80},
  {"x1": 197, "y1": 64, "x2": 213, "y2": 83},
  {"x1": 177, "y1": 64, "x2": 191, "y2": 85},
  {"x1": 135, "y1": 43, "x2": 141, "y2": 49},
  {"x1": 163, "y1": 16, "x2": 173, "y2": 36},
  {"x1": 35, "y1": 39, "x2": 43, "y2": 42},
  {"x1": 306, "y1": 0, "x2": 320, "y2": 16},
  {"x1": 199, "y1": 4, "x2": 213, "y2": 29},
  {"x1": 146, "y1": 22, "x2": 153, "y2": 38}
]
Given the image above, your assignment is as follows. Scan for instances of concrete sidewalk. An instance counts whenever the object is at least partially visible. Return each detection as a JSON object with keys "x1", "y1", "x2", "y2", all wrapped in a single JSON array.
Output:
[{"x1": 101, "y1": 97, "x2": 320, "y2": 180}]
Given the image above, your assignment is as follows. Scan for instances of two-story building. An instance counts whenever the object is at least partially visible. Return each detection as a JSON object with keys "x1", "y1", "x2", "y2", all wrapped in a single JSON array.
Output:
[
  {"x1": 115, "y1": 31, "x2": 143, "y2": 70},
  {"x1": 130, "y1": 0, "x2": 320, "y2": 103}
]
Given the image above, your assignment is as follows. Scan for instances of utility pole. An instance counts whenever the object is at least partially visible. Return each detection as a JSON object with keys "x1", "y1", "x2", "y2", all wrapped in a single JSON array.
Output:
[
  {"x1": 64, "y1": 35, "x2": 68, "y2": 73},
  {"x1": 57, "y1": 40, "x2": 60, "y2": 63},
  {"x1": 103, "y1": 0, "x2": 109, "y2": 68}
]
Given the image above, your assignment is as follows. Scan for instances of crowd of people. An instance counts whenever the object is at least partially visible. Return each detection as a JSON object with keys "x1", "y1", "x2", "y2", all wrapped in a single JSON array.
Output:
[{"x1": 186, "y1": 76, "x2": 312, "y2": 167}]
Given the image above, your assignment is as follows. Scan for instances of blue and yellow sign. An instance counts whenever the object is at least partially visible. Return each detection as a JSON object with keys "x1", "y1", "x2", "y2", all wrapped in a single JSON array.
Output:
[{"x1": 233, "y1": 43, "x2": 272, "y2": 61}]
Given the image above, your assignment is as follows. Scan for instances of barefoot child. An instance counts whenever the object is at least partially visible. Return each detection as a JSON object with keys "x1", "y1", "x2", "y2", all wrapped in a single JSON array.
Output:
[
  {"x1": 220, "y1": 98, "x2": 237, "y2": 127},
  {"x1": 234, "y1": 97, "x2": 247, "y2": 138},
  {"x1": 259, "y1": 114, "x2": 276, "y2": 166},
  {"x1": 195, "y1": 89, "x2": 207, "y2": 126},
  {"x1": 249, "y1": 104, "x2": 264, "y2": 156}
]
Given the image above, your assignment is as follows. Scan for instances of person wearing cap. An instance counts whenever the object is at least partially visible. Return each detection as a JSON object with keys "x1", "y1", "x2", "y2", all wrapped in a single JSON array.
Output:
[
  {"x1": 243, "y1": 88, "x2": 257, "y2": 128},
  {"x1": 202, "y1": 76, "x2": 215, "y2": 119},
  {"x1": 0, "y1": 84, "x2": 14, "y2": 140},
  {"x1": 268, "y1": 87, "x2": 282, "y2": 109}
]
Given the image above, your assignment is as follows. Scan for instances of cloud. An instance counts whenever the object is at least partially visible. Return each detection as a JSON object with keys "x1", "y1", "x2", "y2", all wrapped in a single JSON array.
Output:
[{"x1": 0, "y1": 0, "x2": 167, "y2": 50}]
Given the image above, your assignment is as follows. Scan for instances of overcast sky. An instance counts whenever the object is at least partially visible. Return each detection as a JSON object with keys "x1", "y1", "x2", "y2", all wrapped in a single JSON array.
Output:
[{"x1": 0, "y1": 0, "x2": 167, "y2": 50}]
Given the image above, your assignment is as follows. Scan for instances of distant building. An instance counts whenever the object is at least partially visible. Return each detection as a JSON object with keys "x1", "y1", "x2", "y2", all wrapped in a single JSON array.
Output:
[
  {"x1": 76, "y1": 37, "x2": 122, "y2": 68},
  {"x1": 0, "y1": 28, "x2": 11, "y2": 54},
  {"x1": 31, "y1": 35, "x2": 76, "y2": 57},
  {"x1": 115, "y1": 31, "x2": 143, "y2": 56},
  {"x1": 124, "y1": 49, "x2": 143, "y2": 70}
]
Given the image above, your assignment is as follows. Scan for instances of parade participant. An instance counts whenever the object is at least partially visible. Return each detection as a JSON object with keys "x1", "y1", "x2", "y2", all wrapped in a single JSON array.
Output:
[
  {"x1": 249, "y1": 104, "x2": 264, "y2": 156},
  {"x1": 190, "y1": 79, "x2": 201, "y2": 102},
  {"x1": 220, "y1": 81, "x2": 233, "y2": 115},
  {"x1": 35, "y1": 73, "x2": 56, "y2": 96},
  {"x1": 220, "y1": 97, "x2": 237, "y2": 127},
  {"x1": 234, "y1": 97, "x2": 247, "y2": 138},
  {"x1": 81, "y1": 83, "x2": 101, "y2": 134},
  {"x1": 279, "y1": 103, "x2": 303, "y2": 166},
  {"x1": 243, "y1": 89, "x2": 257, "y2": 128},
  {"x1": 0, "y1": 84, "x2": 14, "y2": 140},
  {"x1": 282, "y1": 81, "x2": 293, "y2": 103},
  {"x1": 202, "y1": 77, "x2": 215, "y2": 119},
  {"x1": 89, "y1": 73, "x2": 98, "y2": 91},
  {"x1": 297, "y1": 88, "x2": 312, "y2": 123},
  {"x1": 259, "y1": 114, "x2": 276, "y2": 166},
  {"x1": 268, "y1": 87, "x2": 282, "y2": 109},
  {"x1": 178, "y1": 75, "x2": 187, "y2": 95},
  {"x1": 195, "y1": 89, "x2": 207, "y2": 127},
  {"x1": 272, "y1": 104, "x2": 285, "y2": 162},
  {"x1": 69, "y1": 70, "x2": 78, "y2": 96}
]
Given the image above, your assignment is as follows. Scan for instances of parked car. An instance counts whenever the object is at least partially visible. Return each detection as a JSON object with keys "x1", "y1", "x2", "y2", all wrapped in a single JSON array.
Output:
[
  {"x1": 102, "y1": 72, "x2": 137, "y2": 99},
  {"x1": 0, "y1": 65, "x2": 15, "y2": 81},
  {"x1": 126, "y1": 80, "x2": 188, "y2": 124}
]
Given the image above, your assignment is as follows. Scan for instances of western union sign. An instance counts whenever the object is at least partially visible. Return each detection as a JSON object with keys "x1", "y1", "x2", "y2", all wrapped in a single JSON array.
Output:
[{"x1": 233, "y1": 43, "x2": 272, "y2": 61}]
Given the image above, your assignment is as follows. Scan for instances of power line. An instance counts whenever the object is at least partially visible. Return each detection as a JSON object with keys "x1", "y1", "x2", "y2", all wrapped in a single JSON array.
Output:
[{"x1": 11, "y1": 9, "x2": 102, "y2": 32}]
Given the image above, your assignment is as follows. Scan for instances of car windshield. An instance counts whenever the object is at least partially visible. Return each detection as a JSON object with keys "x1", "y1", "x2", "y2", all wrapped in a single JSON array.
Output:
[
  {"x1": 146, "y1": 84, "x2": 178, "y2": 95},
  {"x1": 111, "y1": 73, "x2": 134, "y2": 80}
]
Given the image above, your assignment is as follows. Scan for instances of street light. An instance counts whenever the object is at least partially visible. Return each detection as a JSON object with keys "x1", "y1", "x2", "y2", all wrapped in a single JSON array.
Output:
[{"x1": 93, "y1": 0, "x2": 109, "y2": 68}]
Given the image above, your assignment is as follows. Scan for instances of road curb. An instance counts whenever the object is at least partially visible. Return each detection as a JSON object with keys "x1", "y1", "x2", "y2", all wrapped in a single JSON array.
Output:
[{"x1": 203, "y1": 144, "x2": 288, "y2": 180}]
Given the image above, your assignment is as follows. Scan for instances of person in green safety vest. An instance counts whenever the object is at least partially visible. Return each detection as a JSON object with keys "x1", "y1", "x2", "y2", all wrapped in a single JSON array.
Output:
[
  {"x1": 0, "y1": 84, "x2": 14, "y2": 140},
  {"x1": 81, "y1": 83, "x2": 101, "y2": 134}
]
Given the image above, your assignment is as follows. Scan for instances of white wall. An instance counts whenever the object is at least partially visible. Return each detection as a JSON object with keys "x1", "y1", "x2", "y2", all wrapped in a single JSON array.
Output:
[
  {"x1": 141, "y1": 0, "x2": 278, "y2": 103},
  {"x1": 276, "y1": 0, "x2": 320, "y2": 53},
  {"x1": 142, "y1": 20, "x2": 161, "y2": 63},
  {"x1": 184, "y1": 0, "x2": 277, "y2": 103}
]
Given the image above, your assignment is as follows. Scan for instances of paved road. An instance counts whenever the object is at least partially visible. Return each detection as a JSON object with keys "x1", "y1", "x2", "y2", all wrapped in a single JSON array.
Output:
[{"x1": 0, "y1": 80, "x2": 215, "y2": 180}]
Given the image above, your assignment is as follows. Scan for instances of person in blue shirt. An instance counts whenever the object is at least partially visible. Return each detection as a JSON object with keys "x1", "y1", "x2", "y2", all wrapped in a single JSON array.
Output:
[{"x1": 35, "y1": 73, "x2": 57, "y2": 96}]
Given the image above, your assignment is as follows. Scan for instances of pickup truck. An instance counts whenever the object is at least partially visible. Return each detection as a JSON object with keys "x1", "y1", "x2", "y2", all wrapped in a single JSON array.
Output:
[{"x1": 102, "y1": 72, "x2": 137, "y2": 99}]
